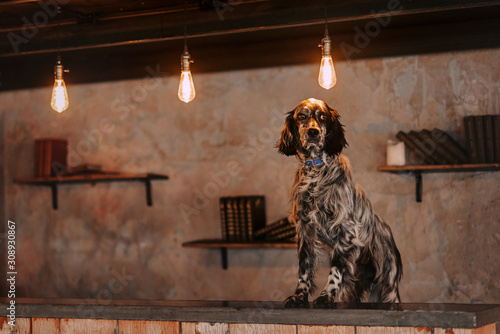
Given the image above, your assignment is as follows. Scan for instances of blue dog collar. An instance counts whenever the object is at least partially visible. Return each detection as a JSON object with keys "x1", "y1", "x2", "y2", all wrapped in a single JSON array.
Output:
[{"x1": 304, "y1": 158, "x2": 323, "y2": 166}]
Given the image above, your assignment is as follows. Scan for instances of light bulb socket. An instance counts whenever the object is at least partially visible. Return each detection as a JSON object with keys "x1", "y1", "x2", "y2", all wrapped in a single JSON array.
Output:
[
  {"x1": 320, "y1": 36, "x2": 332, "y2": 57},
  {"x1": 181, "y1": 51, "x2": 193, "y2": 72},
  {"x1": 54, "y1": 61, "x2": 64, "y2": 80}
]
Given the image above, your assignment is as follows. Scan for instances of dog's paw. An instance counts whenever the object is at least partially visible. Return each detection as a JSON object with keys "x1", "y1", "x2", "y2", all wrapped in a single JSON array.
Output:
[
  {"x1": 284, "y1": 293, "x2": 309, "y2": 308},
  {"x1": 313, "y1": 293, "x2": 335, "y2": 308}
]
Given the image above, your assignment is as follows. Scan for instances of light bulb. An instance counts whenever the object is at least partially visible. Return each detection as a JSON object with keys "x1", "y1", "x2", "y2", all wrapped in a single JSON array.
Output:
[
  {"x1": 318, "y1": 55, "x2": 337, "y2": 89},
  {"x1": 51, "y1": 79, "x2": 69, "y2": 113},
  {"x1": 178, "y1": 51, "x2": 196, "y2": 103},
  {"x1": 178, "y1": 70, "x2": 195, "y2": 103},
  {"x1": 51, "y1": 59, "x2": 69, "y2": 113},
  {"x1": 318, "y1": 35, "x2": 337, "y2": 90}
]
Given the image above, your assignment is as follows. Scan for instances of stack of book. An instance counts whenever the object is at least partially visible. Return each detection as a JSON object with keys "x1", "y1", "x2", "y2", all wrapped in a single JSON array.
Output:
[
  {"x1": 396, "y1": 129, "x2": 468, "y2": 165},
  {"x1": 254, "y1": 217, "x2": 296, "y2": 242},
  {"x1": 219, "y1": 196, "x2": 267, "y2": 242},
  {"x1": 34, "y1": 138, "x2": 68, "y2": 177},
  {"x1": 464, "y1": 115, "x2": 500, "y2": 163}
]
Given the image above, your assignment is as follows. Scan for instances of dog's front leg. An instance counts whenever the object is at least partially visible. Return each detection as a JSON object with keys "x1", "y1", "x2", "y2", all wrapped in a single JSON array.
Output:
[
  {"x1": 314, "y1": 242, "x2": 361, "y2": 307},
  {"x1": 284, "y1": 222, "x2": 317, "y2": 308},
  {"x1": 313, "y1": 265, "x2": 342, "y2": 308}
]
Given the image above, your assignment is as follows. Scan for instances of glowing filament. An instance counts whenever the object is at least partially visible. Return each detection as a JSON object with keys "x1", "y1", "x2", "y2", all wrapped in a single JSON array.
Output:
[
  {"x1": 51, "y1": 79, "x2": 69, "y2": 113},
  {"x1": 178, "y1": 70, "x2": 196, "y2": 103},
  {"x1": 318, "y1": 55, "x2": 337, "y2": 89}
]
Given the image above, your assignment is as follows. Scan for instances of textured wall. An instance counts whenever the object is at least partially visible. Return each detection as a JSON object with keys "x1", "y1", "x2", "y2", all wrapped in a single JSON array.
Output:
[{"x1": 1, "y1": 48, "x2": 499, "y2": 303}]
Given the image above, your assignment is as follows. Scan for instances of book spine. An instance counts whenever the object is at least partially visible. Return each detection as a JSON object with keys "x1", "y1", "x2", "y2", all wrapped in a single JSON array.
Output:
[
  {"x1": 494, "y1": 115, "x2": 500, "y2": 163},
  {"x1": 219, "y1": 198, "x2": 228, "y2": 241},
  {"x1": 43, "y1": 140, "x2": 53, "y2": 177},
  {"x1": 483, "y1": 116, "x2": 495, "y2": 163},
  {"x1": 50, "y1": 139, "x2": 68, "y2": 177},
  {"x1": 464, "y1": 116, "x2": 477, "y2": 163},
  {"x1": 431, "y1": 129, "x2": 468, "y2": 164},
  {"x1": 474, "y1": 116, "x2": 486, "y2": 163},
  {"x1": 272, "y1": 227, "x2": 297, "y2": 241},
  {"x1": 254, "y1": 218, "x2": 289, "y2": 238},
  {"x1": 249, "y1": 195, "x2": 267, "y2": 238},
  {"x1": 396, "y1": 131, "x2": 434, "y2": 165},
  {"x1": 34, "y1": 140, "x2": 44, "y2": 177},
  {"x1": 231, "y1": 198, "x2": 242, "y2": 241},
  {"x1": 419, "y1": 130, "x2": 458, "y2": 164},
  {"x1": 245, "y1": 199, "x2": 253, "y2": 241},
  {"x1": 226, "y1": 197, "x2": 236, "y2": 241},
  {"x1": 238, "y1": 197, "x2": 247, "y2": 242},
  {"x1": 408, "y1": 130, "x2": 440, "y2": 164},
  {"x1": 267, "y1": 223, "x2": 295, "y2": 239}
]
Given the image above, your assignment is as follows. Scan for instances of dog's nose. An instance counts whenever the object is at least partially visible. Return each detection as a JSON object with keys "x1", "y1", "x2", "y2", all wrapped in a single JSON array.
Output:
[{"x1": 308, "y1": 128, "x2": 319, "y2": 137}]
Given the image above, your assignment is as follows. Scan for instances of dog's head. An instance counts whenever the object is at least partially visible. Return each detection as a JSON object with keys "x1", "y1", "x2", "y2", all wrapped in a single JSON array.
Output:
[{"x1": 277, "y1": 98, "x2": 347, "y2": 158}]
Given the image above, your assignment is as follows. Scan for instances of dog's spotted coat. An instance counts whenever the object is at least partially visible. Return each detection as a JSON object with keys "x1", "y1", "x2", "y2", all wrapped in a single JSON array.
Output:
[{"x1": 277, "y1": 98, "x2": 403, "y2": 308}]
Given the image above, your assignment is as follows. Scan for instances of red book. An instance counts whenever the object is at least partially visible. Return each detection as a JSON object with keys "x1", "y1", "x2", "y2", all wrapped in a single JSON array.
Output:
[{"x1": 34, "y1": 138, "x2": 68, "y2": 177}]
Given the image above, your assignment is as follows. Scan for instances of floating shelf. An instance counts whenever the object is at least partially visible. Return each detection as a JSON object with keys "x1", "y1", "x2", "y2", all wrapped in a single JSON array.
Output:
[
  {"x1": 14, "y1": 173, "x2": 169, "y2": 210},
  {"x1": 377, "y1": 163, "x2": 500, "y2": 202},
  {"x1": 182, "y1": 239, "x2": 296, "y2": 270}
]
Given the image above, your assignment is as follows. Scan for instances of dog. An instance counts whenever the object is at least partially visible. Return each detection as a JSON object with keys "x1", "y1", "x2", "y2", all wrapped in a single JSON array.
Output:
[{"x1": 277, "y1": 98, "x2": 402, "y2": 308}]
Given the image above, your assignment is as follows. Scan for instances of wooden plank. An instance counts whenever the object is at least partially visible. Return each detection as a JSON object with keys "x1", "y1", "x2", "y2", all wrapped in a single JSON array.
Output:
[
  {"x1": 230, "y1": 323, "x2": 296, "y2": 334},
  {"x1": 357, "y1": 327, "x2": 431, "y2": 334},
  {"x1": 377, "y1": 163, "x2": 500, "y2": 174},
  {"x1": 182, "y1": 239, "x2": 296, "y2": 249},
  {"x1": 435, "y1": 323, "x2": 497, "y2": 334},
  {"x1": 298, "y1": 325, "x2": 356, "y2": 334},
  {"x1": 60, "y1": 319, "x2": 117, "y2": 333},
  {"x1": 181, "y1": 322, "x2": 229, "y2": 334},
  {"x1": 14, "y1": 172, "x2": 169, "y2": 185},
  {"x1": 0, "y1": 317, "x2": 13, "y2": 334},
  {"x1": 181, "y1": 322, "x2": 197, "y2": 333},
  {"x1": 14, "y1": 318, "x2": 31, "y2": 334},
  {"x1": 32, "y1": 318, "x2": 59, "y2": 334},
  {"x1": 119, "y1": 320, "x2": 179, "y2": 334}
]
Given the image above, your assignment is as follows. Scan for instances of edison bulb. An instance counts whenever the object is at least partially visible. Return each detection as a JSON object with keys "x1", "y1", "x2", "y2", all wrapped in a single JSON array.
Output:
[
  {"x1": 178, "y1": 70, "x2": 196, "y2": 103},
  {"x1": 51, "y1": 78, "x2": 69, "y2": 113},
  {"x1": 318, "y1": 55, "x2": 337, "y2": 89}
]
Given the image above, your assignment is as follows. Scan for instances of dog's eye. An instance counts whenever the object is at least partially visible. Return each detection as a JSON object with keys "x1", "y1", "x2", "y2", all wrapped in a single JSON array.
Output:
[
  {"x1": 319, "y1": 114, "x2": 327, "y2": 121},
  {"x1": 298, "y1": 114, "x2": 307, "y2": 121}
]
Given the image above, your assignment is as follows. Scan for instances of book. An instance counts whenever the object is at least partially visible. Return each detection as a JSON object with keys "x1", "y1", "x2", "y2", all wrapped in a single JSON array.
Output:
[
  {"x1": 63, "y1": 163, "x2": 103, "y2": 176},
  {"x1": 483, "y1": 116, "x2": 495, "y2": 163},
  {"x1": 245, "y1": 196, "x2": 266, "y2": 241},
  {"x1": 225, "y1": 198, "x2": 236, "y2": 241},
  {"x1": 419, "y1": 129, "x2": 459, "y2": 164},
  {"x1": 34, "y1": 138, "x2": 68, "y2": 177},
  {"x1": 494, "y1": 115, "x2": 500, "y2": 163},
  {"x1": 396, "y1": 131, "x2": 434, "y2": 165},
  {"x1": 267, "y1": 223, "x2": 295, "y2": 240},
  {"x1": 273, "y1": 227, "x2": 296, "y2": 241},
  {"x1": 34, "y1": 139, "x2": 45, "y2": 177},
  {"x1": 238, "y1": 197, "x2": 248, "y2": 241},
  {"x1": 473, "y1": 117, "x2": 486, "y2": 163},
  {"x1": 431, "y1": 129, "x2": 468, "y2": 164},
  {"x1": 219, "y1": 195, "x2": 267, "y2": 241},
  {"x1": 464, "y1": 116, "x2": 477, "y2": 163},
  {"x1": 219, "y1": 198, "x2": 228, "y2": 241},
  {"x1": 254, "y1": 217, "x2": 294, "y2": 241},
  {"x1": 408, "y1": 130, "x2": 442, "y2": 164}
]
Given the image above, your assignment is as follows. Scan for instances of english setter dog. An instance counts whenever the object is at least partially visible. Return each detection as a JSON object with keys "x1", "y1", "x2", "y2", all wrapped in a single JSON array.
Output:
[{"x1": 277, "y1": 98, "x2": 402, "y2": 308}]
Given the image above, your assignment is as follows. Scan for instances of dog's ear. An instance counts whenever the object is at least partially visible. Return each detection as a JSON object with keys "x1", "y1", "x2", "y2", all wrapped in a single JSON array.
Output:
[
  {"x1": 324, "y1": 108, "x2": 348, "y2": 156},
  {"x1": 277, "y1": 111, "x2": 299, "y2": 156}
]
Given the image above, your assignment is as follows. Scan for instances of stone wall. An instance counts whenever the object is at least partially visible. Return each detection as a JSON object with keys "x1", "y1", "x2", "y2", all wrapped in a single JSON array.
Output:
[{"x1": 1, "y1": 47, "x2": 499, "y2": 303}]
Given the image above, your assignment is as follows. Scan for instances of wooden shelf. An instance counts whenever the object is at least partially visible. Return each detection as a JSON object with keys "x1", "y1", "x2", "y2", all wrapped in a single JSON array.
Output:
[
  {"x1": 182, "y1": 239, "x2": 296, "y2": 269},
  {"x1": 14, "y1": 173, "x2": 169, "y2": 210},
  {"x1": 377, "y1": 163, "x2": 500, "y2": 202}
]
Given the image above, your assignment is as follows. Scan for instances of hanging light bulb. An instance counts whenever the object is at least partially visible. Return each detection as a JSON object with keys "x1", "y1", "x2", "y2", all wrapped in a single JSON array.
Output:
[
  {"x1": 178, "y1": 47, "x2": 196, "y2": 103},
  {"x1": 51, "y1": 56, "x2": 69, "y2": 113},
  {"x1": 318, "y1": 34, "x2": 337, "y2": 90}
]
